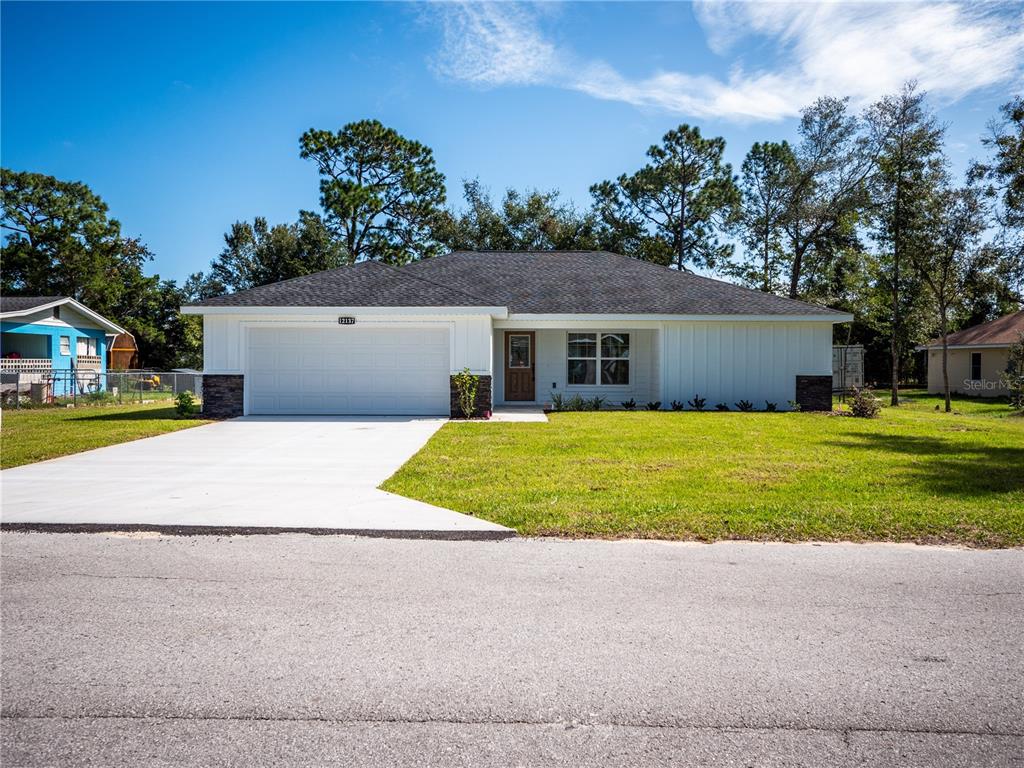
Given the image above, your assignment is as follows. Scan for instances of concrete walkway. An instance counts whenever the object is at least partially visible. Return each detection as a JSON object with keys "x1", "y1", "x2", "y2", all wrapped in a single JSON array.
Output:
[
  {"x1": 489, "y1": 405, "x2": 548, "y2": 422},
  {"x1": 0, "y1": 417, "x2": 512, "y2": 539}
]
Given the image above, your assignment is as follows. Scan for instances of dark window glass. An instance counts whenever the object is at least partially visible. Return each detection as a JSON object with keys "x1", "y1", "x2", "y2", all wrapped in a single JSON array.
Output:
[
  {"x1": 970, "y1": 352, "x2": 982, "y2": 381},
  {"x1": 568, "y1": 359, "x2": 596, "y2": 385},
  {"x1": 508, "y1": 335, "x2": 531, "y2": 368},
  {"x1": 601, "y1": 359, "x2": 630, "y2": 385}
]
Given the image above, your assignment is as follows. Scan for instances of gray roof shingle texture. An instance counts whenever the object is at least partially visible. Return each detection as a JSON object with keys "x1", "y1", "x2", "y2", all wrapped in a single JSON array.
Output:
[
  {"x1": 192, "y1": 261, "x2": 489, "y2": 308},
  {"x1": 0, "y1": 296, "x2": 65, "y2": 313},
  {"x1": 190, "y1": 251, "x2": 848, "y2": 316}
]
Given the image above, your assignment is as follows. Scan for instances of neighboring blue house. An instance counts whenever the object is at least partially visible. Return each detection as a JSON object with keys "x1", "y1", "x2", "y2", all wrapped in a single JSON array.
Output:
[{"x1": 0, "y1": 296, "x2": 128, "y2": 398}]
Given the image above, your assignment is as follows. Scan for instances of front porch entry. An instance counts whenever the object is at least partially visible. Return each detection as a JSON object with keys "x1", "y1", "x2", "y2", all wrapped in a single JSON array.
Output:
[
  {"x1": 492, "y1": 327, "x2": 661, "y2": 407},
  {"x1": 504, "y1": 331, "x2": 535, "y2": 401}
]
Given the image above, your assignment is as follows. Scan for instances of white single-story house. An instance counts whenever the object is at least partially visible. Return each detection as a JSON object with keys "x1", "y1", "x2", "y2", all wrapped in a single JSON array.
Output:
[
  {"x1": 917, "y1": 310, "x2": 1024, "y2": 398},
  {"x1": 181, "y1": 251, "x2": 853, "y2": 417}
]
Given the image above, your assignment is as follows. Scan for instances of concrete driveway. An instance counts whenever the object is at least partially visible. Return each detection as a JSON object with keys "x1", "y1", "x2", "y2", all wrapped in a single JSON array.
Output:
[{"x1": 0, "y1": 417, "x2": 511, "y2": 538}]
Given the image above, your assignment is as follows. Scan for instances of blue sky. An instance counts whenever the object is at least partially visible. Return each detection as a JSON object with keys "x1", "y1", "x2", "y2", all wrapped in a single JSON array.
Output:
[{"x1": 2, "y1": 1, "x2": 1021, "y2": 284}]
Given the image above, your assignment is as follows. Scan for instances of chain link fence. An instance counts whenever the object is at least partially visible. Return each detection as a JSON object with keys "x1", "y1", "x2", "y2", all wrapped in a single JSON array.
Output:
[{"x1": 0, "y1": 369, "x2": 202, "y2": 409}]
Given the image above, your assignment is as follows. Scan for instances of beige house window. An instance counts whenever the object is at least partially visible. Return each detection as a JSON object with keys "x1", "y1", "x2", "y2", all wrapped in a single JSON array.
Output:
[{"x1": 970, "y1": 352, "x2": 982, "y2": 381}]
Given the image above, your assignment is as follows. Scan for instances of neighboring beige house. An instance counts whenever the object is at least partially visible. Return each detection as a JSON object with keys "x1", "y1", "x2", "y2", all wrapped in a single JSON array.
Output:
[{"x1": 918, "y1": 310, "x2": 1024, "y2": 398}]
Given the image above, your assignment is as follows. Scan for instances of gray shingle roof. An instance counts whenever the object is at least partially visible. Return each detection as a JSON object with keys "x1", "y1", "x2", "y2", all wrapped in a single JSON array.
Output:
[
  {"x1": 0, "y1": 296, "x2": 65, "y2": 313},
  {"x1": 191, "y1": 260, "x2": 491, "y2": 308},
  {"x1": 190, "y1": 251, "x2": 848, "y2": 316}
]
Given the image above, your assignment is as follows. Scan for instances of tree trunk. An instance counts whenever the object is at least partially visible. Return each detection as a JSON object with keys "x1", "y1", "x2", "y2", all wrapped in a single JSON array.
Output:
[
  {"x1": 788, "y1": 242, "x2": 803, "y2": 299},
  {"x1": 891, "y1": 186, "x2": 902, "y2": 407},
  {"x1": 677, "y1": 184, "x2": 687, "y2": 270},
  {"x1": 762, "y1": 220, "x2": 771, "y2": 292},
  {"x1": 940, "y1": 308, "x2": 951, "y2": 413}
]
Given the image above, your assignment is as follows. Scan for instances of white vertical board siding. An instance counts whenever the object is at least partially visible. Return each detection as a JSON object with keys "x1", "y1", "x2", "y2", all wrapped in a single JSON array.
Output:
[
  {"x1": 203, "y1": 314, "x2": 241, "y2": 373},
  {"x1": 201, "y1": 312, "x2": 494, "y2": 375},
  {"x1": 493, "y1": 328, "x2": 659, "y2": 405},
  {"x1": 451, "y1": 314, "x2": 493, "y2": 373},
  {"x1": 661, "y1": 321, "x2": 833, "y2": 409}
]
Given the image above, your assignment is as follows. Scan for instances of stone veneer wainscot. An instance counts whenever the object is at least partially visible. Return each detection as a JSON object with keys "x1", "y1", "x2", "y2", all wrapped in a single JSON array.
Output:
[
  {"x1": 795, "y1": 375, "x2": 832, "y2": 412},
  {"x1": 202, "y1": 374, "x2": 244, "y2": 419},
  {"x1": 450, "y1": 374, "x2": 492, "y2": 419}
]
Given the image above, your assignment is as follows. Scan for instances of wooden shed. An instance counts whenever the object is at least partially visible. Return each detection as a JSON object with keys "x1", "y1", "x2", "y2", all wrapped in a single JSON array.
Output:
[{"x1": 107, "y1": 332, "x2": 139, "y2": 370}]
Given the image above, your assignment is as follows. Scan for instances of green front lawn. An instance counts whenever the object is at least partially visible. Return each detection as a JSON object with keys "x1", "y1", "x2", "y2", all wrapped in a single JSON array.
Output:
[
  {"x1": 383, "y1": 393, "x2": 1024, "y2": 547},
  {"x1": 1, "y1": 402, "x2": 210, "y2": 469}
]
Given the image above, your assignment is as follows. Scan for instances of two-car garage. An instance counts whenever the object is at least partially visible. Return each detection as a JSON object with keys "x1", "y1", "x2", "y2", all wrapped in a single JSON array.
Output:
[{"x1": 246, "y1": 325, "x2": 450, "y2": 416}]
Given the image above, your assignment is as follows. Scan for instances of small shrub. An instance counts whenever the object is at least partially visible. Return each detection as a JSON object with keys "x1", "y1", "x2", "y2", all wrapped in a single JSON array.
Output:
[
  {"x1": 849, "y1": 387, "x2": 882, "y2": 418},
  {"x1": 452, "y1": 368, "x2": 479, "y2": 418},
  {"x1": 765, "y1": 401, "x2": 777, "y2": 412},
  {"x1": 787, "y1": 400, "x2": 802, "y2": 412},
  {"x1": 687, "y1": 394, "x2": 706, "y2": 411},
  {"x1": 1001, "y1": 332, "x2": 1024, "y2": 409},
  {"x1": 565, "y1": 394, "x2": 586, "y2": 411},
  {"x1": 586, "y1": 395, "x2": 605, "y2": 411},
  {"x1": 735, "y1": 400, "x2": 754, "y2": 412},
  {"x1": 174, "y1": 390, "x2": 197, "y2": 418},
  {"x1": 621, "y1": 399, "x2": 637, "y2": 410},
  {"x1": 670, "y1": 400, "x2": 685, "y2": 411},
  {"x1": 646, "y1": 401, "x2": 661, "y2": 411},
  {"x1": 550, "y1": 392, "x2": 565, "y2": 412},
  {"x1": 714, "y1": 403, "x2": 729, "y2": 411}
]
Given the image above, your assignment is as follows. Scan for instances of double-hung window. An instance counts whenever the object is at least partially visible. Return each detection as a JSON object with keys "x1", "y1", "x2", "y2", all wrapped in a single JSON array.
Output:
[
  {"x1": 567, "y1": 332, "x2": 630, "y2": 385},
  {"x1": 77, "y1": 337, "x2": 97, "y2": 356},
  {"x1": 59, "y1": 336, "x2": 71, "y2": 356}
]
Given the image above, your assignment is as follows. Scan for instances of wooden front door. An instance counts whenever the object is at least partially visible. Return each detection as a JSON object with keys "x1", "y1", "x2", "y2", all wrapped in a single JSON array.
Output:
[{"x1": 504, "y1": 332, "x2": 535, "y2": 401}]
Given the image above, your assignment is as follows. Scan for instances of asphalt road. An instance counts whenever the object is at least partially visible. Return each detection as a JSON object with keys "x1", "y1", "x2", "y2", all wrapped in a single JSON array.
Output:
[{"x1": 1, "y1": 532, "x2": 1021, "y2": 767}]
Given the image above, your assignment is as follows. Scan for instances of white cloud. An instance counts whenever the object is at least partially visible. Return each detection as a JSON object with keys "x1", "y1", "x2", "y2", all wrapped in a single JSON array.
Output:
[
  {"x1": 429, "y1": 1, "x2": 1024, "y2": 122},
  {"x1": 431, "y1": 3, "x2": 560, "y2": 86}
]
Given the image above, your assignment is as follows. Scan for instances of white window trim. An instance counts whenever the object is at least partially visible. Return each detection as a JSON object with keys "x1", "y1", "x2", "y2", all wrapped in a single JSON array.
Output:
[
  {"x1": 59, "y1": 335, "x2": 71, "y2": 356},
  {"x1": 76, "y1": 337, "x2": 97, "y2": 356},
  {"x1": 566, "y1": 331, "x2": 631, "y2": 387}
]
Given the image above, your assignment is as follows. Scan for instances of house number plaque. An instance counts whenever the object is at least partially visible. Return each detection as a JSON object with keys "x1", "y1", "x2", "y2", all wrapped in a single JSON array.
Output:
[{"x1": 338, "y1": 316, "x2": 356, "y2": 325}]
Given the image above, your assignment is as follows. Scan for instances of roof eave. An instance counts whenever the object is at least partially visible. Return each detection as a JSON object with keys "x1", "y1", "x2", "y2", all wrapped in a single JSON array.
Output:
[
  {"x1": 0, "y1": 297, "x2": 127, "y2": 335},
  {"x1": 916, "y1": 341, "x2": 1013, "y2": 351},
  {"x1": 181, "y1": 305, "x2": 510, "y2": 319},
  {"x1": 504, "y1": 312, "x2": 854, "y2": 323}
]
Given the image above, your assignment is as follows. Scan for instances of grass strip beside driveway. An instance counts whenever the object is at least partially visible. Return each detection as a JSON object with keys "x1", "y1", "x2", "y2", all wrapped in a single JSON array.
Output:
[
  {"x1": 1, "y1": 403, "x2": 210, "y2": 469},
  {"x1": 383, "y1": 395, "x2": 1024, "y2": 547}
]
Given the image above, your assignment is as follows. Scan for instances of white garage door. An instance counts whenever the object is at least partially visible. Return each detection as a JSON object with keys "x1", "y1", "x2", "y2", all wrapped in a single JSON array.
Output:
[{"x1": 247, "y1": 325, "x2": 450, "y2": 415}]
